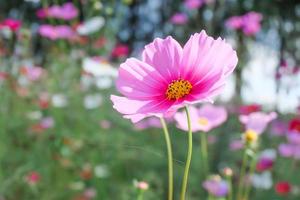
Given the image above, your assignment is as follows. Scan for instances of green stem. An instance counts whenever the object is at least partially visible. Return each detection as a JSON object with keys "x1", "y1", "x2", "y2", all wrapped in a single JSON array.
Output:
[
  {"x1": 180, "y1": 106, "x2": 193, "y2": 200},
  {"x1": 243, "y1": 155, "x2": 257, "y2": 200},
  {"x1": 200, "y1": 132, "x2": 208, "y2": 178},
  {"x1": 137, "y1": 190, "x2": 144, "y2": 200},
  {"x1": 160, "y1": 118, "x2": 173, "y2": 200},
  {"x1": 226, "y1": 176, "x2": 233, "y2": 200},
  {"x1": 237, "y1": 148, "x2": 249, "y2": 200}
]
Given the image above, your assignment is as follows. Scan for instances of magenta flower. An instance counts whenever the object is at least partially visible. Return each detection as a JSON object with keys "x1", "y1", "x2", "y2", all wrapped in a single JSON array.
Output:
[
  {"x1": 256, "y1": 157, "x2": 274, "y2": 172},
  {"x1": 174, "y1": 104, "x2": 227, "y2": 132},
  {"x1": 39, "y1": 25, "x2": 75, "y2": 40},
  {"x1": 0, "y1": 18, "x2": 22, "y2": 32},
  {"x1": 111, "y1": 31, "x2": 237, "y2": 123},
  {"x1": 111, "y1": 44, "x2": 130, "y2": 58},
  {"x1": 37, "y1": 3, "x2": 78, "y2": 20},
  {"x1": 170, "y1": 13, "x2": 188, "y2": 25},
  {"x1": 203, "y1": 176, "x2": 228, "y2": 197},
  {"x1": 239, "y1": 112, "x2": 277, "y2": 134},
  {"x1": 226, "y1": 12, "x2": 263, "y2": 36},
  {"x1": 25, "y1": 171, "x2": 40, "y2": 185}
]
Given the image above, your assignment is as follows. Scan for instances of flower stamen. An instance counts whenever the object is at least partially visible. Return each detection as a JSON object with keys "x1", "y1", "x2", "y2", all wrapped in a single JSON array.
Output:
[{"x1": 166, "y1": 79, "x2": 192, "y2": 100}]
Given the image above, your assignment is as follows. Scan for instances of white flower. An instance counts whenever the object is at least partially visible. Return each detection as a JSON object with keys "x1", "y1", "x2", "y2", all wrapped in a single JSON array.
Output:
[
  {"x1": 27, "y1": 111, "x2": 42, "y2": 120},
  {"x1": 259, "y1": 149, "x2": 277, "y2": 160},
  {"x1": 252, "y1": 172, "x2": 273, "y2": 190},
  {"x1": 52, "y1": 94, "x2": 68, "y2": 108},
  {"x1": 95, "y1": 77, "x2": 113, "y2": 89},
  {"x1": 83, "y1": 94, "x2": 102, "y2": 109},
  {"x1": 77, "y1": 17, "x2": 105, "y2": 35},
  {"x1": 82, "y1": 57, "x2": 117, "y2": 77},
  {"x1": 94, "y1": 164, "x2": 110, "y2": 178}
]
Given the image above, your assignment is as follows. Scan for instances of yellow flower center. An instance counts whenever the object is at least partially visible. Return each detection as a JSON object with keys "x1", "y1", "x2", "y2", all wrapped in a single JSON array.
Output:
[
  {"x1": 244, "y1": 129, "x2": 258, "y2": 143},
  {"x1": 198, "y1": 117, "x2": 209, "y2": 126},
  {"x1": 166, "y1": 79, "x2": 192, "y2": 100}
]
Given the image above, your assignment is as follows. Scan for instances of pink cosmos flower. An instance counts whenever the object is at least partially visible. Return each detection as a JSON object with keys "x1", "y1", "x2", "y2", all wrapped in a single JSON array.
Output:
[
  {"x1": 226, "y1": 16, "x2": 244, "y2": 29},
  {"x1": 287, "y1": 131, "x2": 300, "y2": 145},
  {"x1": 174, "y1": 104, "x2": 227, "y2": 132},
  {"x1": 242, "y1": 12, "x2": 263, "y2": 36},
  {"x1": 226, "y1": 12, "x2": 263, "y2": 36},
  {"x1": 203, "y1": 176, "x2": 228, "y2": 197},
  {"x1": 0, "y1": 18, "x2": 22, "y2": 32},
  {"x1": 37, "y1": 3, "x2": 78, "y2": 20},
  {"x1": 170, "y1": 13, "x2": 188, "y2": 25},
  {"x1": 278, "y1": 143, "x2": 294, "y2": 158},
  {"x1": 39, "y1": 25, "x2": 75, "y2": 40},
  {"x1": 239, "y1": 112, "x2": 277, "y2": 134},
  {"x1": 111, "y1": 31, "x2": 237, "y2": 123}
]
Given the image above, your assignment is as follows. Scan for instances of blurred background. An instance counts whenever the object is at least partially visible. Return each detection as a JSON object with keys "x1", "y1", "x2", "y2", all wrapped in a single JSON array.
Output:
[{"x1": 0, "y1": 0, "x2": 300, "y2": 199}]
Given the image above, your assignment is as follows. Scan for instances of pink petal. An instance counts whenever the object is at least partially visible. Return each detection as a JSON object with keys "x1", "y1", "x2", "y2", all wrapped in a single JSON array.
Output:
[
  {"x1": 116, "y1": 58, "x2": 166, "y2": 100},
  {"x1": 142, "y1": 36, "x2": 183, "y2": 82},
  {"x1": 181, "y1": 31, "x2": 238, "y2": 84}
]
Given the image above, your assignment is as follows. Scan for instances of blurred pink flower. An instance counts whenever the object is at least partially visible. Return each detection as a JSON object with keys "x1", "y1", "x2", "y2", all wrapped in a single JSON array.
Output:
[
  {"x1": 134, "y1": 117, "x2": 162, "y2": 130},
  {"x1": 39, "y1": 25, "x2": 75, "y2": 40},
  {"x1": 40, "y1": 117, "x2": 54, "y2": 129},
  {"x1": 135, "y1": 181, "x2": 149, "y2": 190},
  {"x1": 226, "y1": 12, "x2": 263, "y2": 36},
  {"x1": 226, "y1": 16, "x2": 243, "y2": 29},
  {"x1": 170, "y1": 13, "x2": 188, "y2": 25},
  {"x1": 229, "y1": 139, "x2": 243, "y2": 151},
  {"x1": 0, "y1": 72, "x2": 9, "y2": 81},
  {"x1": 239, "y1": 112, "x2": 277, "y2": 134},
  {"x1": 26, "y1": 171, "x2": 40, "y2": 185},
  {"x1": 175, "y1": 104, "x2": 227, "y2": 132},
  {"x1": 184, "y1": 0, "x2": 204, "y2": 9},
  {"x1": 111, "y1": 31, "x2": 237, "y2": 123},
  {"x1": 20, "y1": 66, "x2": 44, "y2": 81},
  {"x1": 0, "y1": 18, "x2": 21, "y2": 32},
  {"x1": 203, "y1": 176, "x2": 228, "y2": 197},
  {"x1": 270, "y1": 120, "x2": 287, "y2": 136},
  {"x1": 287, "y1": 131, "x2": 300, "y2": 145},
  {"x1": 36, "y1": 8, "x2": 48, "y2": 19},
  {"x1": 242, "y1": 12, "x2": 263, "y2": 36},
  {"x1": 37, "y1": 3, "x2": 78, "y2": 20},
  {"x1": 111, "y1": 44, "x2": 129, "y2": 58},
  {"x1": 278, "y1": 143, "x2": 294, "y2": 158}
]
